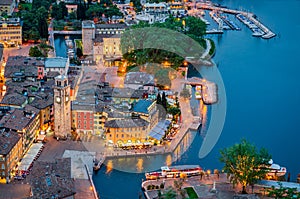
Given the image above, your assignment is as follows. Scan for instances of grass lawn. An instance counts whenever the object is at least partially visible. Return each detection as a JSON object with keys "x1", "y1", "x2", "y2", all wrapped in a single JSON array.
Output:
[{"x1": 184, "y1": 187, "x2": 198, "y2": 199}]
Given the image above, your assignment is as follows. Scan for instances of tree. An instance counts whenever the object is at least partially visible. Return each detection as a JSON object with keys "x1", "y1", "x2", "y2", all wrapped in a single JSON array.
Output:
[
  {"x1": 86, "y1": 4, "x2": 104, "y2": 19},
  {"x1": 121, "y1": 16, "x2": 207, "y2": 70},
  {"x1": 59, "y1": 2, "x2": 68, "y2": 19},
  {"x1": 130, "y1": 0, "x2": 142, "y2": 12},
  {"x1": 76, "y1": 47, "x2": 83, "y2": 58},
  {"x1": 51, "y1": 3, "x2": 62, "y2": 20},
  {"x1": 77, "y1": 2, "x2": 86, "y2": 20},
  {"x1": 268, "y1": 183, "x2": 300, "y2": 199},
  {"x1": 167, "y1": 107, "x2": 181, "y2": 116},
  {"x1": 156, "y1": 93, "x2": 162, "y2": 105},
  {"x1": 220, "y1": 139, "x2": 271, "y2": 194},
  {"x1": 162, "y1": 91, "x2": 168, "y2": 110},
  {"x1": 180, "y1": 87, "x2": 190, "y2": 99},
  {"x1": 36, "y1": 7, "x2": 49, "y2": 39},
  {"x1": 29, "y1": 46, "x2": 44, "y2": 57}
]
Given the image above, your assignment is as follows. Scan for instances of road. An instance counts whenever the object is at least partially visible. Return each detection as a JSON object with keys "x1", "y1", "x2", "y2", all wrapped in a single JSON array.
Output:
[{"x1": 2, "y1": 43, "x2": 34, "y2": 61}]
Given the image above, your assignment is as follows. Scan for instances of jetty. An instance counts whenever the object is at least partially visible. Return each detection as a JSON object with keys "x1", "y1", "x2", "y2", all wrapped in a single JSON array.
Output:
[
  {"x1": 206, "y1": 29, "x2": 223, "y2": 34},
  {"x1": 184, "y1": 77, "x2": 218, "y2": 105},
  {"x1": 93, "y1": 155, "x2": 105, "y2": 171}
]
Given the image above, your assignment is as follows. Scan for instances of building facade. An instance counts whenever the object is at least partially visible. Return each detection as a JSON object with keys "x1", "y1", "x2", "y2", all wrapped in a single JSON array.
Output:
[
  {"x1": 0, "y1": 18, "x2": 22, "y2": 47},
  {"x1": 105, "y1": 118, "x2": 149, "y2": 146},
  {"x1": 0, "y1": 106, "x2": 40, "y2": 155},
  {"x1": 54, "y1": 75, "x2": 71, "y2": 139},
  {"x1": 82, "y1": 20, "x2": 95, "y2": 56}
]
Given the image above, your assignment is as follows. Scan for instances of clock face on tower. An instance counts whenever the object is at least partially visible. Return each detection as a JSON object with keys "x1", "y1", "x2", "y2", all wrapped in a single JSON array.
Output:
[{"x1": 56, "y1": 96, "x2": 61, "y2": 103}]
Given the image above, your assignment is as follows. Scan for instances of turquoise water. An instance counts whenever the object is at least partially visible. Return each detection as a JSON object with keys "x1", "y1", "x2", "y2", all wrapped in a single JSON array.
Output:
[{"x1": 91, "y1": 0, "x2": 300, "y2": 198}]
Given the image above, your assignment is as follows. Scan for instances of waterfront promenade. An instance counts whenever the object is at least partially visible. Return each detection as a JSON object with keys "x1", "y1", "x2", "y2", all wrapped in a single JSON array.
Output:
[{"x1": 142, "y1": 173, "x2": 275, "y2": 199}]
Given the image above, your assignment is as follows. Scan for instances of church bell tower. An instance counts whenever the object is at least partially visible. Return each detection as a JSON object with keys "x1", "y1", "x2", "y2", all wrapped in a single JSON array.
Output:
[{"x1": 54, "y1": 75, "x2": 71, "y2": 139}]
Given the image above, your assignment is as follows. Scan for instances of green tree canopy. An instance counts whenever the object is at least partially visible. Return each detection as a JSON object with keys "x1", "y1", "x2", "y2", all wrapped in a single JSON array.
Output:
[
  {"x1": 220, "y1": 139, "x2": 271, "y2": 193},
  {"x1": 29, "y1": 40, "x2": 53, "y2": 57},
  {"x1": 180, "y1": 87, "x2": 191, "y2": 99},
  {"x1": 29, "y1": 46, "x2": 44, "y2": 57},
  {"x1": 121, "y1": 16, "x2": 207, "y2": 70}
]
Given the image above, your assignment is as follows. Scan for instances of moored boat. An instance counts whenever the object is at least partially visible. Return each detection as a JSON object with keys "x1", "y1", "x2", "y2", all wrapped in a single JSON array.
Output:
[
  {"x1": 145, "y1": 165, "x2": 202, "y2": 180},
  {"x1": 265, "y1": 159, "x2": 287, "y2": 177}
]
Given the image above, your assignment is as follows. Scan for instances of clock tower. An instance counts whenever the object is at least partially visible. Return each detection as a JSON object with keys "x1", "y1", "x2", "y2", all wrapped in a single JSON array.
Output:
[{"x1": 54, "y1": 75, "x2": 71, "y2": 139}]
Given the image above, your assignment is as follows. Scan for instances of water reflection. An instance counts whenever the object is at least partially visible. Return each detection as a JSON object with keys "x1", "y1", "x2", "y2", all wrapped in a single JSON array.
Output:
[
  {"x1": 200, "y1": 101, "x2": 209, "y2": 136},
  {"x1": 106, "y1": 160, "x2": 113, "y2": 174},
  {"x1": 136, "y1": 158, "x2": 144, "y2": 172},
  {"x1": 165, "y1": 154, "x2": 172, "y2": 167}
]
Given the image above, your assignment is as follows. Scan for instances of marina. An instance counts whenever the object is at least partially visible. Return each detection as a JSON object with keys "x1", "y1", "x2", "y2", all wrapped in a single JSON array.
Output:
[{"x1": 192, "y1": 2, "x2": 276, "y2": 39}]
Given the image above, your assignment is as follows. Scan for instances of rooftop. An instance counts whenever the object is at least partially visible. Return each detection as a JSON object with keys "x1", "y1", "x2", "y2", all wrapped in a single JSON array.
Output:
[
  {"x1": 30, "y1": 94, "x2": 53, "y2": 110},
  {"x1": 0, "y1": 0, "x2": 14, "y2": 5},
  {"x1": 4, "y1": 56, "x2": 44, "y2": 78},
  {"x1": 0, "y1": 130, "x2": 20, "y2": 155},
  {"x1": 124, "y1": 72, "x2": 154, "y2": 85},
  {"x1": 0, "y1": 106, "x2": 39, "y2": 131},
  {"x1": 0, "y1": 92, "x2": 27, "y2": 107},
  {"x1": 82, "y1": 20, "x2": 95, "y2": 28},
  {"x1": 105, "y1": 118, "x2": 149, "y2": 128},
  {"x1": 94, "y1": 34, "x2": 121, "y2": 43},
  {"x1": 46, "y1": 71, "x2": 60, "y2": 78},
  {"x1": 27, "y1": 158, "x2": 76, "y2": 199},
  {"x1": 133, "y1": 99, "x2": 154, "y2": 114},
  {"x1": 95, "y1": 23, "x2": 127, "y2": 29},
  {"x1": 45, "y1": 57, "x2": 68, "y2": 68}
]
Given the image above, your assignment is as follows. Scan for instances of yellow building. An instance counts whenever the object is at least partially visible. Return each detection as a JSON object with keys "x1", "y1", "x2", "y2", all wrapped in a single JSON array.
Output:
[
  {"x1": 93, "y1": 34, "x2": 122, "y2": 67},
  {"x1": 0, "y1": 17, "x2": 22, "y2": 47},
  {"x1": 0, "y1": 130, "x2": 22, "y2": 183},
  {"x1": 104, "y1": 118, "x2": 149, "y2": 146},
  {"x1": 132, "y1": 99, "x2": 159, "y2": 130},
  {"x1": 94, "y1": 106, "x2": 108, "y2": 136}
]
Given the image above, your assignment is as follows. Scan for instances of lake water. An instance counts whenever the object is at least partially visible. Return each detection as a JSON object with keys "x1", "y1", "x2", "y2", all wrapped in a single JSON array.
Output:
[{"x1": 54, "y1": 0, "x2": 300, "y2": 197}]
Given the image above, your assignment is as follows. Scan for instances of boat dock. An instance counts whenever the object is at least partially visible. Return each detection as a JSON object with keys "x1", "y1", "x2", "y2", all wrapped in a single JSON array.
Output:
[
  {"x1": 222, "y1": 18, "x2": 241, "y2": 30},
  {"x1": 206, "y1": 29, "x2": 223, "y2": 34},
  {"x1": 184, "y1": 77, "x2": 218, "y2": 105},
  {"x1": 194, "y1": 2, "x2": 275, "y2": 39},
  {"x1": 93, "y1": 155, "x2": 106, "y2": 171}
]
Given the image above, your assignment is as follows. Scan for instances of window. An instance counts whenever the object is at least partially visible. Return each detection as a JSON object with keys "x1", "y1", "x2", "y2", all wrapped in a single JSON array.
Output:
[
  {"x1": 121, "y1": 134, "x2": 124, "y2": 138},
  {"x1": 116, "y1": 134, "x2": 118, "y2": 138},
  {"x1": 1, "y1": 164, "x2": 5, "y2": 169}
]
